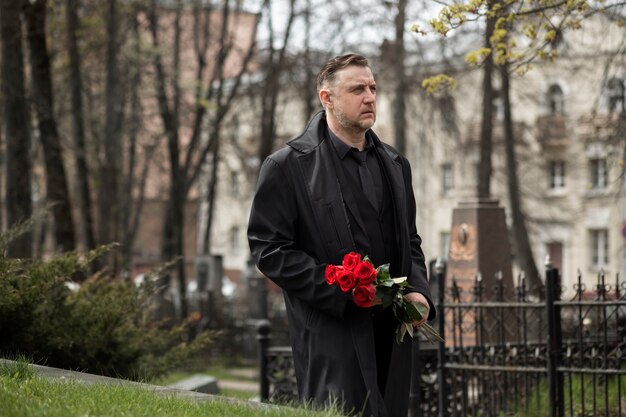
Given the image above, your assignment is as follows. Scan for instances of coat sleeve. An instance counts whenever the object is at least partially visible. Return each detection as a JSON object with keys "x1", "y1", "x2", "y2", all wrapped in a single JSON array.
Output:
[
  {"x1": 247, "y1": 156, "x2": 350, "y2": 319},
  {"x1": 402, "y1": 157, "x2": 436, "y2": 320}
]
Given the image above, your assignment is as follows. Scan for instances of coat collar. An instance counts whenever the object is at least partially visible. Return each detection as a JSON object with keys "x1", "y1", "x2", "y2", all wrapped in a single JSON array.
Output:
[{"x1": 288, "y1": 110, "x2": 400, "y2": 163}]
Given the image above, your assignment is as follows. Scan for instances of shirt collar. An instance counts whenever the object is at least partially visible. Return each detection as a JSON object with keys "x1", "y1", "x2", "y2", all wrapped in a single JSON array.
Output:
[{"x1": 327, "y1": 127, "x2": 373, "y2": 160}]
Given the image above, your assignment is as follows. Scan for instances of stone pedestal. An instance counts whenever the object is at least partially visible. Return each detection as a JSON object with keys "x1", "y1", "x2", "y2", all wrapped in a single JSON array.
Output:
[
  {"x1": 446, "y1": 199, "x2": 515, "y2": 345},
  {"x1": 447, "y1": 199, "x2": 514, "y2": 293}
]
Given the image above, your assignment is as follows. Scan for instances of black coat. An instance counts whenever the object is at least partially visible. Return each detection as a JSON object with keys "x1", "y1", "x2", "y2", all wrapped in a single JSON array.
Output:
[{"x1": 248, "y1": 111, "x2": 434, "y2": 417}]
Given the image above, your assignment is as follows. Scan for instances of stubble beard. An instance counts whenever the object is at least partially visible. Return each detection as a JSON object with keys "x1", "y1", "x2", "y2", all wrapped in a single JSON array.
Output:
[{"x1": 334, "y1": 107, "x2": 376, "y2": 135}]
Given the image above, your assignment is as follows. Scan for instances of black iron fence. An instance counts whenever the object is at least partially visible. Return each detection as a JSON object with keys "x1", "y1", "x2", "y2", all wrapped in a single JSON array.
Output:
[{"x1": 257, "y1": 261, "x2": 626, "y2": 417}]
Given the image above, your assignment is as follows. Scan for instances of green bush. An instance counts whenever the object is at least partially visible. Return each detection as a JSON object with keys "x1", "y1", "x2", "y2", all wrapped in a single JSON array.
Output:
[{"x1": 0, "y1": 221, "x2": 212, "y2": 381}]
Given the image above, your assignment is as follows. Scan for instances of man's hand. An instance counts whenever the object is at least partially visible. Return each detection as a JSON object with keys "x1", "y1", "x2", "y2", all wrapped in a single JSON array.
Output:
[{"x1": 404, "y1": 292, "x2": 429, "y2": 327}]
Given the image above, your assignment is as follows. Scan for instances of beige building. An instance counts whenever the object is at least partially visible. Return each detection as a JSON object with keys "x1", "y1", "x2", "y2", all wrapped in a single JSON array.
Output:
[{"x1": 205, "y1": 14, "x2": 625, "y2": 299}]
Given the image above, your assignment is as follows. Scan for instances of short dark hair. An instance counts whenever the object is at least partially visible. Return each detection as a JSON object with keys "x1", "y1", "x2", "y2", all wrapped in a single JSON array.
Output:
[{"x1": 316, "y1": 54, "x2": 370, "y2": 91}]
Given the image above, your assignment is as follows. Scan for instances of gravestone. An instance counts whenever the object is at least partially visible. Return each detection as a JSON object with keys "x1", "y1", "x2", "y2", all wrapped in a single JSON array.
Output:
[
  {"x1": 445, "y1": 198, "x2": 515, "y2": 345},
  {"x1": 196, "y1": 255, "x2": 224, "y2": 328}
]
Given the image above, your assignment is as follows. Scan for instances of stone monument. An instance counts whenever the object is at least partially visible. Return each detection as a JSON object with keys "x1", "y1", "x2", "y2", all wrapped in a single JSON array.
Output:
[{"x1": 445, "y1": 198, "x2": 515, "y2": 345}]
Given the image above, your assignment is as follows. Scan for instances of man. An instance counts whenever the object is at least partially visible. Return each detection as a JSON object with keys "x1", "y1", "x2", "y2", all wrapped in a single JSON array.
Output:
[{"x1": 247, "y1": 54, "x2": 435, "y2": 417}]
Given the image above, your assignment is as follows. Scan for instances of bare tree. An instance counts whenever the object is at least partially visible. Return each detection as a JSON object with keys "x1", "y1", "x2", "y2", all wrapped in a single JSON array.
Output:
[
  {"x1": 66, "y1": 0, "x2": 97, "y2": 252},
  {"x1": 99, "y1": 0, "x2": 126, "y2": 270},
  {"x1": 120, "y1": 4, "x2": 152, "y2": 272},
  {"x1": 24, "y1": 0, "x2": 76, "y2": 253},
  {"x1": 301, "y1": 0, "x2": 316, "y2": 122},
  {"x1": 1, "y1": 0, "x2": 32, "y2": 257},
  {"x1": 149, "y1": 0, "x2": 264, "y2": 319},
  {"x1": 500, "y1": 62, "x2": 542, "y2": 294},
  {"x1": 257, "y1": 0, "x2": 297, "y2": 166},
  {"x1": 198, "y1": 1, "x2": 268, "y2": 254},
  {"x1": 148, "y1": 0, "x2": 186, "y2": 316},
  {"x1": 392, "y1": 0, "x2": 408, "y2": 154},
  {"x1": 477, "y1": 1, "x2": 496, "y2": 199}
]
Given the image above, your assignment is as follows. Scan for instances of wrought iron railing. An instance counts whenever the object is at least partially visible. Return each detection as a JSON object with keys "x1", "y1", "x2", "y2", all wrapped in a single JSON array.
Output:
[{"x1": 256, "y1": 262, "x2": 626, "y2": 417}]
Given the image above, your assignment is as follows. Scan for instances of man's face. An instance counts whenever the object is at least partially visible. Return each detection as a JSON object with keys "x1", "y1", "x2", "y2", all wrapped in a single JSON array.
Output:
[{"x1": 326, "y1": 65, "x2": 377, "y2": 133}]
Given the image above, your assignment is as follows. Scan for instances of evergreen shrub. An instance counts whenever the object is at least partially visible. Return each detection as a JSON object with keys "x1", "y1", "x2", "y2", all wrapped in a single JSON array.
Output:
[{"x1": 0, "y1": 219, "x2": 212, "y2": 381}]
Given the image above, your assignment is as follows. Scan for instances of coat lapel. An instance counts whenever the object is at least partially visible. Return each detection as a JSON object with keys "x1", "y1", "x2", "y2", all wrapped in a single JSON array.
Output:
[
  {"x1": 295, "y1": 134, "x2": 357, "y2": 260},
  {"x1": 373, "y1": 135, "x2": 407, "y2": 236},
  {"x1": 371, "y1": 133, "x2": 411, "y2": 278}
]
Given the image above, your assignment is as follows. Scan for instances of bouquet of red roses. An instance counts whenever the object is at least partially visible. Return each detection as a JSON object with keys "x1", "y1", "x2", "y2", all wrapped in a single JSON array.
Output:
[{"x1": 325, "y1": 251, "x2": 444, "y2": 344}]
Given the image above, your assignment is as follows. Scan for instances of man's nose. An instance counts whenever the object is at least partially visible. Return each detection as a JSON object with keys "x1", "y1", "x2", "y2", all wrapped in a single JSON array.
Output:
[{"x1": 364, "y1": 88, "x2": 376, "y2": 102}]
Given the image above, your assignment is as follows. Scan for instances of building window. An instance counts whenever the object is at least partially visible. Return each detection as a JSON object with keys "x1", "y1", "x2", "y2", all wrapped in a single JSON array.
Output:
[
  {"x1": 442, "y1": 163, "x2": 453, "y2": 194},
  {"x1": 589, "y1": 158, "x2": 607, "y2": 189},
  {"x1": 607, "y1": 77, "x2": 624, "y2": 113},
  {"x1": 549, "y1": 160, "x2": 566, "y2": 189},
  {"x1": 590, "y1": 229, "x2": 609, "y2": 268},
  {"x1": 547, "y1": 83, "x2": 565, "y2": 114},
  {"x1": 230, "y1": 226, "x2": 239, "y2": 251}
]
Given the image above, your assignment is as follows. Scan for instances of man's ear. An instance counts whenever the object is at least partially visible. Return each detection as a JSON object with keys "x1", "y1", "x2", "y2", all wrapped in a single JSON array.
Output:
[{"x1": 319, "y1": 89, "x2": 332, "y2": 109}]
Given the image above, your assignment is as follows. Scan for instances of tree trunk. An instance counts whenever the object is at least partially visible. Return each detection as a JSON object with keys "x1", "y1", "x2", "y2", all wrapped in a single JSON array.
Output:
[
  {"x1": 201, "y1": 129, "x2": 220, "y2": 255},
  {"x1": 1, "y1": 0, "x2": 33, "y2": 257},
  {"x1": 149, "y1": 0, "x2": 188, "y2": 320},
  {"x1": 150, "y1": 0, "x2": 263, "y2": 319},
  {"x1": 258, "y1": 0, "x2": 296, "y2": 166},
  {"x1": 393, "y1": 0, "x2": 407, "y2": 155},
  {"x1": 478, "y1": 4, "x2": 496, "y2": 199},
  {"x1": 301, "y1": 0, "x2": 316, "y2": 122},
  {"x1": 196, "y1": 0, "x2": 264, "y2": 257},
  {"x1": 0, "y1": 98, "x2": 3, "y2": 236},
  {"x1": 259, "y1": 79, "x2": 278, "y2": 164},
  {"x1": 24, "y1": 0, "x2": 76, "y2": 253},
  {"x1": 65, "y1": 0, "x2": 96, "y2": 252},
  {"x1": 500, "y1": 63, "x2": 543, "y2": 296},
  {"x1": 162, "y1": 183, "x2": 186, "y2": 319},
  {"x1": 121, "y1": 7, "x2": 147, "y2": 272},
  {"x1": 100, "y1": 0, "x2": 124, "y2": 268},
  {"x1": 170, "y1": 0, "x2": 187, "y2": 320}
]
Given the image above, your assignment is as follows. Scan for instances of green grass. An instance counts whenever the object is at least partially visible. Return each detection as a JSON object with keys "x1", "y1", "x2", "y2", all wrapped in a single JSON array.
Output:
[
  {"x1": 510, "y1": 374, "x2": 626, "y2": 417},
  {"x1": 0, "y1": 362, "x2": 345, "y2": 417},
  {"x1": 219, "y1": 388, "x2": 257, "y2": 401}
]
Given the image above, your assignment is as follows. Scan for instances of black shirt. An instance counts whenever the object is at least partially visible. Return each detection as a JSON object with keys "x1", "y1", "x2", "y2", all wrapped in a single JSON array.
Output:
[
  {"x1": 326, "y1": 127, "x2": 395, "y2": 268},
  {"x1": 326, "y1": 128, "x2": 384, "y2": 211}
]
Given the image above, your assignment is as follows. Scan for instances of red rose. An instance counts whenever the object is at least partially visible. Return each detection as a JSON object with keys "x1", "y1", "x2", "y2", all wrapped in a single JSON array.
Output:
[
  {"x1": 336, "y1": 268, "x2": 357, "y2": 292},
  {"x1": 353, "y1": 284, "x2": 376, "y2": 308},
  {"x1": 342, "y1": 252, "x2": 362, "y2": 271},
  {"x1": 325, "y1": 264, "x2": 338, "y2": 285},
  {"x1": 354, "y1": 261, "x2": 377, "y2": 285}
]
